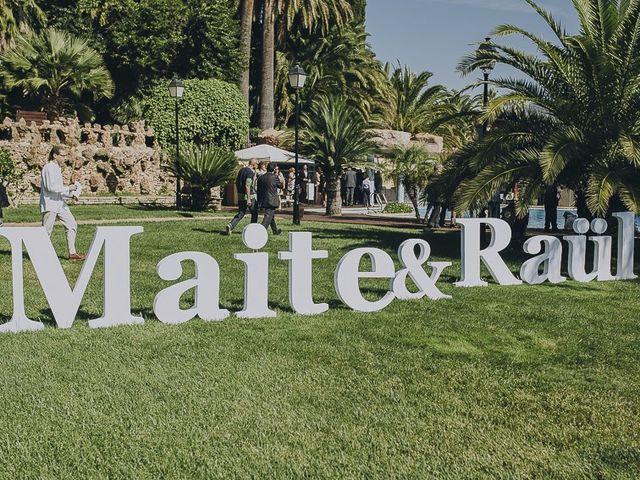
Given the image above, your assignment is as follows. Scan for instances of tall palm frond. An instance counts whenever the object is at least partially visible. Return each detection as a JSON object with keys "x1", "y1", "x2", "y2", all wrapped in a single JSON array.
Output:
[
  {"x1": 450, "y1": 0, "x2": 640, "y2": 216},
  {"x1": 0, "y1": 28, "x2": 114, "y2": 119}
]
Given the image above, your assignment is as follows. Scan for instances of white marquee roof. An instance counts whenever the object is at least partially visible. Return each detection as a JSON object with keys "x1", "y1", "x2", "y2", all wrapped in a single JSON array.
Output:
[{"x1": 234, "y1": 144, "x2": 314, "y2": 165}]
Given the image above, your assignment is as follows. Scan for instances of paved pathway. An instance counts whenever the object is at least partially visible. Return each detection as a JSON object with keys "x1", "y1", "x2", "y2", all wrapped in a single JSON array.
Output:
[
  {"x1": 2, "y1": 208, "x2": 429, "y2": 230},
  {"x1": 2, "y1": 215, "x2": 231, "y2": 228}
]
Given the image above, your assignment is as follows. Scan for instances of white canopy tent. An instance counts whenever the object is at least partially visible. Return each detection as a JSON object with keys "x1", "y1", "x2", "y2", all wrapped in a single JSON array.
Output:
[{"x1": 234, "y1": 144, "x2": 314, "y2": 165}]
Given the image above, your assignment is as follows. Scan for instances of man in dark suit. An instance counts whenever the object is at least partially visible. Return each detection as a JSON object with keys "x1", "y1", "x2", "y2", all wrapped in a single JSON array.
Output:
[
  {"x1": 257, "y1": 163, "x2": 283, "y2": 235},
  {"x1": 344, "y1": 168, "x2": 357, "y2": 206}
]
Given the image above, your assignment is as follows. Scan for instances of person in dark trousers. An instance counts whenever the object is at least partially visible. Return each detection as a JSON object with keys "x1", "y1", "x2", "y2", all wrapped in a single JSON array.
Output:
[
  {"x1": 225, "y1": 158, "x2": 258, "y2": 234},
  {"x1": 355, "y1": 169, "x2": 364, "y2": 205},
  {"x1": 0, "y1": 182, "x2": 9, "y2": 225},
  {"x1": 374, "y1": 171, "x2": 383, "y2": 197},
  {"x1": 257, "y1": 163, "x2": 283, "y2": 235},
  {"x1": 344, "y1": 168, "x2": 357, "y2": 206},
  {"x1": 543, "y1": 183, "x2": 560, "y2": 232},
  {"x1": 298, "y1": 164, "x2": 310, "y2": 203},
  {"x1": 488, "y1": 190, "x2": 502, "y2": 218}
]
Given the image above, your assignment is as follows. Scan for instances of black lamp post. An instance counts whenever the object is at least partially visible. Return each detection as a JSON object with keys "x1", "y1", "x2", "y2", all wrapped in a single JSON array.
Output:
[
  {"x1": 477, "y1": 37, "x2": 496, "y2": 137},
  {"x1": 288, "y1": 64, "x2": 307, "y2": 225},
  {"x1": 168, "y1": 77, "x2": 185, "y2": 209},
  {"x1": 477, "y1": 38, "x2": 497, "y2": 235}
]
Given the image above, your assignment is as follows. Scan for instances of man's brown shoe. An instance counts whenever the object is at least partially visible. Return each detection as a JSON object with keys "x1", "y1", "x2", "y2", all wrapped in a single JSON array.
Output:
[{"x1": 69, "y1": 253, "x2": 86, "y2": 261}]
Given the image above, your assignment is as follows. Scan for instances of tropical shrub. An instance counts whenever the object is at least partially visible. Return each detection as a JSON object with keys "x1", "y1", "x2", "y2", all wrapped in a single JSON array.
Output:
[
  {"x1": 144, "y1": 79, "x2": 248, "y2": 151},
  {"x1": 0, "y1": 28, "x2": 114, "y2": 119},
  {"x1": 301, "y1": 94, "x2": 377, "y2": 216},
  {"x1": 453, "y1": 0, "x2": 640, "y2": 217},
  {"x1": 383, "y1": 202, "x2": 413, "y2": 214},
  {"x1": 166, "y1": 144, "x2": 238, "y2": 211}
]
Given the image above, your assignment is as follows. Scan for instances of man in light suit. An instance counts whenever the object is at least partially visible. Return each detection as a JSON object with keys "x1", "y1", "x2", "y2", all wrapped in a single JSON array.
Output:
[{"x1": 40, "y1": 146, "x2": 84, "y2": 260}]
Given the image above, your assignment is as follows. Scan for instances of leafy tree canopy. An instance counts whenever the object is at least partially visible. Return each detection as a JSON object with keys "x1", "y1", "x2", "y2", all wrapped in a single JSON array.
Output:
[
  {"x1": 451, "y1": 0, "x2": 640, "y2": 217},
  {"x1": 0, "y1": 28, "x2": 114, "y2": 120},
  {"x1": 0, "y1": 0, "x2": 45, "y2": 51},
  {"x1": 41, "y1": 0, "x2": 243, "y2": 103}
]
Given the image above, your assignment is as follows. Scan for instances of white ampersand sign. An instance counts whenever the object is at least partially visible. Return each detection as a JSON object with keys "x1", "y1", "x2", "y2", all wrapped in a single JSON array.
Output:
[{"x1": 392, "y1": 239, "x2": 452, "y2": 300}]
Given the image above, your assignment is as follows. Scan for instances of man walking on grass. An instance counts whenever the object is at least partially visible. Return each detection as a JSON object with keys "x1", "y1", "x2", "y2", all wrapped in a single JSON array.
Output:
[
  {"x1": 40, "y1": 146, "x2": 84, "y2": 260},
  {"x1": 257, "y1": 163, "x2": 283, "y2": 235},
  {"x1": 225, "y1": 158, "x2": 258, "y2": 235}
]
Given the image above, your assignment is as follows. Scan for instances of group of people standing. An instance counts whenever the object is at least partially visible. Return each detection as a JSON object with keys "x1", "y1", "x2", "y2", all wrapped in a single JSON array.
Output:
[{"x1": 342, "y1": 168, "x2": 383, "y2": 207}]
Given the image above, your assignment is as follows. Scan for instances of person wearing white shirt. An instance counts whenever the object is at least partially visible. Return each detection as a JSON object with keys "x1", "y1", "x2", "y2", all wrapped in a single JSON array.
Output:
[
  {"x1": 362, "y1": 176, "x2": 375, "y2": 208},
  {"x1": 40, "y1": 146, "x2": 84, "y2": 260}
]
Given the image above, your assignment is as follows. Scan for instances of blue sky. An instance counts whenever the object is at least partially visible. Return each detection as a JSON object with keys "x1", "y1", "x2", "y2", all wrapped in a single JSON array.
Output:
[{"x1": 366, "y1": 0, "x2": 580, "y2": 91}]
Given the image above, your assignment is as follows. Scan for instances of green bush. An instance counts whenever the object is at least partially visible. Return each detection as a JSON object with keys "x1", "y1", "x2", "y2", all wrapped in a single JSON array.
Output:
[
  {"x1": 0, "y1": 147, "x2": 22, "y2": 185},
  {"x1": 383, "y1": 202, "x2": 414, "y2": 214},
  {"x1": 144, "y1": 78, "x2": 248, "y2": 151}
]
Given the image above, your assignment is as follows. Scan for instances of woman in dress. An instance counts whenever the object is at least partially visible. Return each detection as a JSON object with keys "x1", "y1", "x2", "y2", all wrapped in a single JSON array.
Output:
[{"x1": 286, "y1": 168, "x2": 296, "y2": 206}]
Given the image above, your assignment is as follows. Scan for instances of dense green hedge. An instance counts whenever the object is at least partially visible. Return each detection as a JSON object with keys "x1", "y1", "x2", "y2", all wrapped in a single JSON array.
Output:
[{"x1": 144, "y1": 78, "x2": 248, "y2": 151}]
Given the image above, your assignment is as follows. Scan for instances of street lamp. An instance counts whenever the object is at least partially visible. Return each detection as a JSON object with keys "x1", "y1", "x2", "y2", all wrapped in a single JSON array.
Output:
[
  {"x1": 288, "y1": 64, "x2": 307, "y2": 225},
  {"x1": 477, "y1": 38, "x2": 497, "y2": 232},
  {"x1": 168, "y1": 77, "x2": 185, "y2": 209},
  {"x1": 477, "y1": 37, "x2": 496, "y2": 137}
]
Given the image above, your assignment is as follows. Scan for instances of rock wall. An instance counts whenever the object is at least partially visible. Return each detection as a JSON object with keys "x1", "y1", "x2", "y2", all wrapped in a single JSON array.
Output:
[
  {"x1": 0, "y1": 117, "x2": 174, "y2": 202},
  {"x1": 368, "y1": 129, "x2": 444, "y2": 154}
]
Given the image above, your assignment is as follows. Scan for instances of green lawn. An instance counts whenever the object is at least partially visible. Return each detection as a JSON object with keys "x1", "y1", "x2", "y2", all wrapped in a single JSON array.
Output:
[
  {"x1": 1, "y1": 204, "x2": 226, "y2": 223},
  {"x1": 0, "y1": 213, "x2": 638, "y2": 478}
]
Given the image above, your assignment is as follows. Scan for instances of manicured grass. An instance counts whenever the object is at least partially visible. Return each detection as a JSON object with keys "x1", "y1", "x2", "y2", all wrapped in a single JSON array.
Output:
[{"x1": 0, "y1": 214, "x2": 638, "y2": 478}]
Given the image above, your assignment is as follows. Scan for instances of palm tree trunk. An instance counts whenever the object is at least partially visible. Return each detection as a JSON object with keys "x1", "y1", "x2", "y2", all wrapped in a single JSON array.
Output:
[
  {"x1": 326, "y1": 170, "x2": 342, "y2": 216},
  {"x1": 259, "y1": 0, "x2": 275, "y2": 130},
  {"x1": 405, "y1": 181, "x2": 421, "y2": 222},
  {"x1": 238, "y1": 0, "x2": 254, "y2": 108}
]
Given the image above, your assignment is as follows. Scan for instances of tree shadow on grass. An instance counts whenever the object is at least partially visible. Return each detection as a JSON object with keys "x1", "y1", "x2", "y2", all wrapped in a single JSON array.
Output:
[{"x1": 308, "y1": 226, "x2": 460, "y2": 259}]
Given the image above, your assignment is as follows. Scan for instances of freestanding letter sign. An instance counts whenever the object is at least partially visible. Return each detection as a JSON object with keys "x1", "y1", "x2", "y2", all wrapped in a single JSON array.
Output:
[
  {"x1": 455, "y1": 218, "x2": 522, "y2": 287},
  {"x1": 0, "y1": 226, "x2": 143, "y2": 332},
  {"x1": 0, "y1": 214, "x2": 637, "y2": 333}
]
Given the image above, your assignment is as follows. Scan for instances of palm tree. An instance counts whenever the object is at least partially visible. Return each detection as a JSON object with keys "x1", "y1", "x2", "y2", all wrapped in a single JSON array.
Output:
[
  {"x1": 0, "y1": 28, "x2": 114, "y2": 119},
  {"x1": 274, "y1": 23, "x2": 387, "y2": 125},
  {"x1": 0, "y1": 0, "x2": 45, "y2": 51},
  {"x1": 238, "y1": 0, "x2": 255, "y2": 107},
  {"x1": 454, "y1": 0, "x2": 640, "y2": 217},
  {"x1": 385, "y1": 144, "x2": 437, "y2": 222},
  {"x1": 301, "y1": 94, "x2": 377, "y2": 216},
  {"x1": 259, "y1": 0, "x2": 277, "y2": 129},
  {"x1": 430, "y1": 91, "x2": 483, "y2": 153},
  {"x1": 378, "y1": 63, "x2": 447, "y2": 135},
  {"x1": 258, "y1": 0, "x2": 352, "y2": 130},
  {"x1": 167, "y1": 145, "x2": 238, "y2": 211}
]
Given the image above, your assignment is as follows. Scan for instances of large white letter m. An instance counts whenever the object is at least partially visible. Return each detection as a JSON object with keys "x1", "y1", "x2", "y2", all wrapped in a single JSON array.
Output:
[{"x1": 0, "y1": 226, "x2": 143, "y2": 332}]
